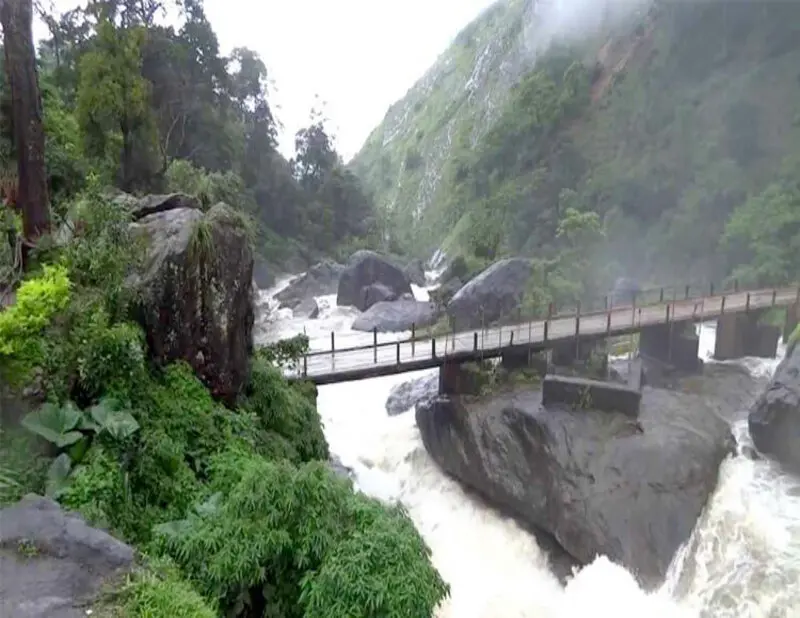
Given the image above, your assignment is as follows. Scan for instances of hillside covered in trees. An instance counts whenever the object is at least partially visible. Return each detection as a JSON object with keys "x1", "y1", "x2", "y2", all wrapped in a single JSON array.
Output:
[
  {"x1": 1, "y1": 0, "x2": 377, "y2": 277},
  {"x1": 352, "y1": 0, "x2": 800, "y2": 299}
]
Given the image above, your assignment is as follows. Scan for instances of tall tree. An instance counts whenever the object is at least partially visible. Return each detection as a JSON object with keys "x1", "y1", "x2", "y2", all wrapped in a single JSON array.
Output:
[{"x1": 1, "y1": 0, "x2": 51, "y2": 265}]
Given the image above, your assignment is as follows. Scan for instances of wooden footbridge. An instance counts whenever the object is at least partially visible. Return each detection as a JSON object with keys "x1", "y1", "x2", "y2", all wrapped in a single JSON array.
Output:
[{"x1": 288, "y1": 283, "x2": 799, "y2": 385}]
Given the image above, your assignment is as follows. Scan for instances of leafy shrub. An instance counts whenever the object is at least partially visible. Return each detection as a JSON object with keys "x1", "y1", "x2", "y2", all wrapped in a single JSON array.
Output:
[
  {"x1": 154, "y1": 449, "x2": 449, "y2": 618},
  {"x1": 0, "y1": 264, "x2": 71, "y2": 384}
]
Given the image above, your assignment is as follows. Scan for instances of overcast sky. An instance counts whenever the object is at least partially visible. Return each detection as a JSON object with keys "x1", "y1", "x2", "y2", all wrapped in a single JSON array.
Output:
[{"x1": 36, "y1": 0, "x2": 496, "y2": 161}]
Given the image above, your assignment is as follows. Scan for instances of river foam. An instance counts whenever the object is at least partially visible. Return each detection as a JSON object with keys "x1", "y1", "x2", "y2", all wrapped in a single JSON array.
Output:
[{"x1": 258, "y1": 278, "x2": 800, "y2": 618}]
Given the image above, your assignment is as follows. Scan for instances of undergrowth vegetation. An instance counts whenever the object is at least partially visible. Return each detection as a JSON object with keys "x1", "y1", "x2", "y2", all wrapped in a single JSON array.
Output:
[{"x1": 0, "y1": 189, "x2": 449, "y2": 617}]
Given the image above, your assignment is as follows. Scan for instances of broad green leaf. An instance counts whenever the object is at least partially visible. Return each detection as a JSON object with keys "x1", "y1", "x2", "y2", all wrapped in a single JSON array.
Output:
[
  {"x1": 45, "y1": 453, "x2": 73, "y2": 498},
  {"x1": 88, "y1": 399, "x2": 140, "y2": 440},
  {"x1": 22, "y1": 402, "x2": 85, "y2": 448}
]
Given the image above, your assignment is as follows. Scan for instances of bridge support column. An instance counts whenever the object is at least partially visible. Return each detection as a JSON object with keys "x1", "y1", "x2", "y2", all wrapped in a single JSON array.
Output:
[
  {"x1": 439, "y1": 361, "x2": 488, "y2": 396},
  {"x1": 784, "y1": 303, "x2": 799, "y2": 344},
  {"x1": 714, "y1": 310, "x2": 780, "y2": 361},
  {"x1": 639, "y1": 321, "x2": 700, "y2": 371}
]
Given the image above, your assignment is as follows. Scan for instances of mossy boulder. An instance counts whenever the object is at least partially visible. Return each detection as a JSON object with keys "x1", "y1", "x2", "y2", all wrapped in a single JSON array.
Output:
[{"x1": 128, "y1": 198, "x2": 254, "y2": 404}]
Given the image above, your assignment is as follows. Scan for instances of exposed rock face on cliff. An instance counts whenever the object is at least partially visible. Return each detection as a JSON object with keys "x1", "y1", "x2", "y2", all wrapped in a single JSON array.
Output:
[
  {"x1": 128, "y1": 196, "x2": 254, "y2": 404},
  {"x1": 337, "y1": 250, "x2": 413, "y2": 311},
  {"x1": 416, "y1": 364, "x2": 761, "y2": 587},
  {"x1": 0, "y1": 495, "x2": 135, "y2": 618},
  {"x1": 749, "y1": 340, "x2": 800, "y2": 474},
  {"x1": 446, "y1": 258, "x2": 533, "y2": 329}
]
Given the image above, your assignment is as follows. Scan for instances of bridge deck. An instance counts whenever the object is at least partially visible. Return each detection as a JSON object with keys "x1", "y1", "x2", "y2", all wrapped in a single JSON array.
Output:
[{"x1": 290, "y1": 286, "x2": 798, "y2": 385}]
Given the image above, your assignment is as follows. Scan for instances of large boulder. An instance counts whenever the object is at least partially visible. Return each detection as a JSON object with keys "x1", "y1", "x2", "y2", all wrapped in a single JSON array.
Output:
[
  {"x1": 275, "y1": 260, "x2": 344, "y2": 309},
  {"x1": 416, "y1": 365, "x2": 760, "y2": 587},
  {"x1": 429, "y1": 277, "x2": 463, "y2": 308},
  {"x1": 402, "y1": 259, "x2": 427, "y2": 287},
  {"x1": 114, "y1": 191, "x2": 199, "y2": 220},
  {"x1": 446, "y1": 258, "x2": 533, "y2": 329},
  {"x1": 385, "y1": 373, "x2": 438, "y2": 416},
  {"x1": 130, "y1": 201, "x2": 254, "y2": 404},
  {"x1": 0, "y1": 495, "x2": 135, "y2": 618},
  {"x1": 337, "y1": 250, "x2": 412, "y2": 311},
  {"x1": 352, "y1": 299, "x2": 440, "y2": 333},
  {"x1": 748, "y1": 340, "x2": 800, "y2": 474}
]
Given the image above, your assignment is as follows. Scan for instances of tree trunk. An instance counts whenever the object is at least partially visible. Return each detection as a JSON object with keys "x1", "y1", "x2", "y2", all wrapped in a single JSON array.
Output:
[{"x1": 1, "y1": 0, "x2": 51, "y2": 267}]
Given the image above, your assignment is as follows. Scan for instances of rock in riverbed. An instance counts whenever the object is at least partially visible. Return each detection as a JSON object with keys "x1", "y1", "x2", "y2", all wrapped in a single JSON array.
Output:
[
  {"x1": 416, "y1": 364, "x2": 762, "y2": 587},
  {"x1": 352, "y1": 299, "x2": 440, "y2": 333},
  {"x1": 749, "y1": 339, "x2": 800, "y2": 475}
]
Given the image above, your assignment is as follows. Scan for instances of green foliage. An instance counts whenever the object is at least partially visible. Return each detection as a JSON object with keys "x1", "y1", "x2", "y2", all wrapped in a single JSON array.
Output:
[
  {"x1": 256, "y1": 334, "x2": 310, "y2": 371},
  {"x1": 121, "y1": 569, "x2": 218, "y2": 618},
  {"x1": 154, "y1": 449, "x2": 449, "y2": 618},
  {"x1": 0, "y1": 264, "x2": 71, "y2": 384},
  {"x1": 0, "y1": 427, "x2": 49, "y2": 506}
]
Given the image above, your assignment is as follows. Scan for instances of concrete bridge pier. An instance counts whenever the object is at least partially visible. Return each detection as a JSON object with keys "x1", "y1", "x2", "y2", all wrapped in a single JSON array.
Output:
[
  {"x1": 639, "y1": 321, "x2": 701, "y2": 371},
  {"x1": 714, "y1": 310, "x2": 780, "y2": 361},
  {"x1": 784, "y1": 303, "x2": 799, "y2": 343}
]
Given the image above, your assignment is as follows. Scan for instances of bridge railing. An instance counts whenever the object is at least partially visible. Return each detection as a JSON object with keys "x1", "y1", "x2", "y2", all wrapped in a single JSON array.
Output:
[{"x1": 293, "y1": 281, "x2": 799, "y2": 378}]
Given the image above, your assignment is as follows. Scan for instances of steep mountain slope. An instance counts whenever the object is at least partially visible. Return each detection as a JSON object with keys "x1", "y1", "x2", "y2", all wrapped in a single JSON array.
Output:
[{"x1": 351, "y1": 0, "x2": 800, "y2": 289}]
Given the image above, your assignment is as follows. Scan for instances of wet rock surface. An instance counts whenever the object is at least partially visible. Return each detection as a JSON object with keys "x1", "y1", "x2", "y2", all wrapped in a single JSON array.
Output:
[
  {"x1": 337, "y1": 250, "x2": 412, "y2": 311},
  {"x1": 0, "y1": 495, "x2": 134, "y2": 618},
  {"x1": 129, "y1": 200, "x2": 254, "y2": 404},
  {"x1": 749, "y1": 340, "x2": 800, "y2": 474},
  {"x1": 416, "y1": 363, "x2": 763, "y2": 587},
  {"x1": 352, "y1": 299, "x2": 440, "y2": 333},
  {"x1": 385, "y1": 374, "x2": 439, "y2": 416},
  {"x1": 276, "y1": 260, "x2": 344, "y2": 309},
  {"x1": 446, "y1": 258, "x2": 533, "y2": 329}
]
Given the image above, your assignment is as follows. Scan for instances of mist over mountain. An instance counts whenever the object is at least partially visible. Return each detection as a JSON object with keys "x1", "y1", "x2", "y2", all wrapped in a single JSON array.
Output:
[{"x1": 351, "y1": 0, "x2": 800, "y2": 291}]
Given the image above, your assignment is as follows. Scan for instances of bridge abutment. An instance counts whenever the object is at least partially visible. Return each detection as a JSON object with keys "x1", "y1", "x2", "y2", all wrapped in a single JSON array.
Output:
[
  {"x1": 639, "y1": 321, "x2": 701, "y2": 371},
  {"x1": 714, "y1": 310, "x2": 780, "y2": 361}
]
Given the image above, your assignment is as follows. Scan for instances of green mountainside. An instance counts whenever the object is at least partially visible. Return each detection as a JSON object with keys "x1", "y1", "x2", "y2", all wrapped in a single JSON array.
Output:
[{"x1": 351, "y1": 0, "x2": 800, "y2": 292}]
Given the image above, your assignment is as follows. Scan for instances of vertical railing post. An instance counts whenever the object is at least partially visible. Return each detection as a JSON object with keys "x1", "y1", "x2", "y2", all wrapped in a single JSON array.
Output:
[
  {"x1": 396, "y1": 341, "x2": 400, "y2": 365},
  {"x1": 666, "y1": 303, "x2": 671, "y2": 323},
  {"x1": 631, "y1": 292, "x2": 637, "y2": 326},
  {"x1": 606, "y1": 310, "x2": 611, "y2": 334},
  {"x1": 772, "y1": 290, "x2": 777, "y2": 306},
  {"x1": 303, "y1": 353, "x2": 308, "y2": 377},
  {"x1": 544, "y1": 319, "x2": 549, "y2": 342},
  {"x1": 746, "y1": 293, "x2": 751, "y2": 312},
  {"x1": 432, "y1": 338, "x2": 436, "y2": 358},
  {"x1": 473, "y1": 332, "x2": 478, "y2": 351},
  {"x1": 331, "y1": 331, "x2": 335, "y2": 356},
  {"x1": 659, "y1": 288, "x2": 664, "y2": 303},
  {"x1": 373, "y1": 328, "x2": 378, "y2": 363},
  {"x1": 721, "y1": 296, "x2": 726, "y2": 314},
  {"x1": 510, "y1": 332, "x2": 514, "y2": 346},
  {"x1": 411, "y1": 323, "x2": 416, "y2": 357}
]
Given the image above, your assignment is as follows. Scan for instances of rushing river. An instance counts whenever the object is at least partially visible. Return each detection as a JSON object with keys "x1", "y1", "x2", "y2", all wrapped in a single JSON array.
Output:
[{"x1": 257, "y1": 275, "x2": 800, "y2": 618}]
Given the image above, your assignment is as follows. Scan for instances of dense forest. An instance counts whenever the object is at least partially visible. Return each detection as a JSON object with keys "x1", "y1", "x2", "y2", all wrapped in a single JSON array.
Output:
[
  {"x1": 1, "y1": 0, "x2": 377, "y2": 277},
  {"x1": 0, "y1": 1, "x2": 449, "y2": 616},
  {"x1": 352, "y1": 0, "x2": 800, "y2": 305}
]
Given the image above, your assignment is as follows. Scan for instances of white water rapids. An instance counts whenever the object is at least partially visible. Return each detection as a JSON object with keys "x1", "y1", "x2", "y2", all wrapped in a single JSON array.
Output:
[{"x1": 257, "y1": 275, "x2": 800, "y2": 618}]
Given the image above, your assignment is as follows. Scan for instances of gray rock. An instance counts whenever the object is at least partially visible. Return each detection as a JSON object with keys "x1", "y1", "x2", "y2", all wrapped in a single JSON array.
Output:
[
  {"x1": 276, "y1": 260, "x2": 344, "y2": 309},
  {"x1": 294, "y1": 297, "x2": 321, "y2": 319},
  {"x1": 402, "y1": 259, "x2": 427, "y2": 287},
  {"x1": 0, "y1": 495, "x2": 134, "y2": 618},
  {"x1": 446, "y1": 258, "x2": 533, "y2": 329},
  {"x1": 416, "y1": 365, "x2": 761, "y2": 587},
  {"x1": 329, "y1": 455, "x2": 355, "y2": 480},
  {"x1": 337, "y1": 250, "x2": 412, "y2": 311},
  {"x1": 352, "y1": 299, "x2": 440, "y2": 333},
  {"x1": 385, "y1": 374, "x2": 439, "y2": 416},
  {"x1": 129, "y1": 201, "x2": 254, "y2": 404},
  {"x1": 749, "y1": 340, "x2": 800, "y2": 474}
]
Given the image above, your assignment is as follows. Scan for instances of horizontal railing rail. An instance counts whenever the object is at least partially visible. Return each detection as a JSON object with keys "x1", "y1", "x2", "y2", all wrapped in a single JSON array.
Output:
[{"x1": 289, "y1": 283, "x2": 799, "y2": 380}]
